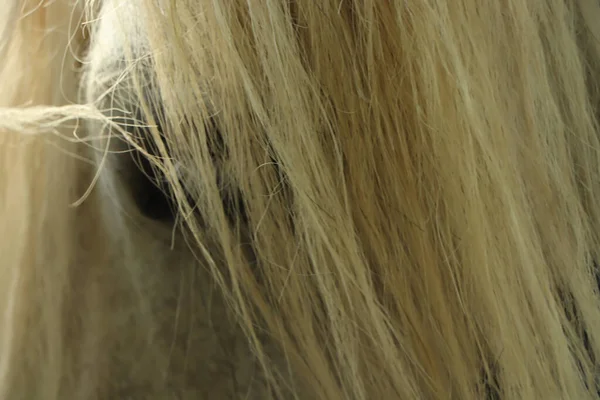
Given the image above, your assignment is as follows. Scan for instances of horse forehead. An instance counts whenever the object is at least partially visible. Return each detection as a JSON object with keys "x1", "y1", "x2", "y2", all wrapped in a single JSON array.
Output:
[{"x1": 87, "y1": 0, "x2": 149, "y2": 73}]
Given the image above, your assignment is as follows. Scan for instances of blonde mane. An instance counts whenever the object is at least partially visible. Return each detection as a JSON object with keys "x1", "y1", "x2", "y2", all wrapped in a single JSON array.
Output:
[{"x1": 2, "y1": 0, "x2": 600, "y2": 398}]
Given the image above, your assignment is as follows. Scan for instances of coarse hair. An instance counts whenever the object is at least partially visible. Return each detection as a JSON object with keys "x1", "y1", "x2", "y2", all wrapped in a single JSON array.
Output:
[{"x1": 2, "y1": 0, "x2": 600, "y2": 398}]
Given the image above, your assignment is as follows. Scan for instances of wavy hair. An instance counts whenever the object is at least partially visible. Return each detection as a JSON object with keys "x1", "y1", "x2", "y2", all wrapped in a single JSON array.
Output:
[{"x1": 2, "y1": 0, "x2": 600, "y2": 398}]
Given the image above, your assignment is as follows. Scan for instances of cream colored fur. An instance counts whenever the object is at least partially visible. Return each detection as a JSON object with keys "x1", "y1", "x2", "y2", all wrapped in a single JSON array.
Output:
[{"x1": 4, "y1": 0, "x2": 600, "y2": 399}]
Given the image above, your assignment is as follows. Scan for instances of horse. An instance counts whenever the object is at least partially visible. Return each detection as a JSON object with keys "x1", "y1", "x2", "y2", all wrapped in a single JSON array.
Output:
[{"x1": 2, "y1": 0, "x2": 600, "y2": 398}]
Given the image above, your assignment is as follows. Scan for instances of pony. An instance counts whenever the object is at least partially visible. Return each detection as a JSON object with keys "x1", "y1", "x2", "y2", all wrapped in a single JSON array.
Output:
[{"x1": 2, "y1": 0, "x2": 600, "y2": 398}]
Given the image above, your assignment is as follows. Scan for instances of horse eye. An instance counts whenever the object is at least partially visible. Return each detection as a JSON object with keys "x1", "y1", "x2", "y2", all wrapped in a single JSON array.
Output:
[
  {"x1": 106, "y1": 100, "x2": 250, "y2": 229},
  {"x1": 126, "y1": 139, "x2": 178, "y2": 221},
  {"x1": 107, "y1": 107, "x2": 181, "y2": 222}
]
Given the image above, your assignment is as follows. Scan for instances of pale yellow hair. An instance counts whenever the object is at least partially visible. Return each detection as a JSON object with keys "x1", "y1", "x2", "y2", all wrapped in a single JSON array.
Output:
[{"x1": 2, "y1": 0, "x2": 600, "y2": 399}]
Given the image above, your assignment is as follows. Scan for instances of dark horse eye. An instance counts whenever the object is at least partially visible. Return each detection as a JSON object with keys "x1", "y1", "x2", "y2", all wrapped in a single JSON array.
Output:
[
  {"x1": 108, "y1": 106, "x2": 181, "y2": 222},
  {"x1": 126, "y1": 135, "x2": 177, "y2": 221},
  {"x1": 111, "y1": 109, "x2": 248, "y2": 227},
  {"x1": 125, "y1": 147, "x2": 177, "y2": 221}
]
